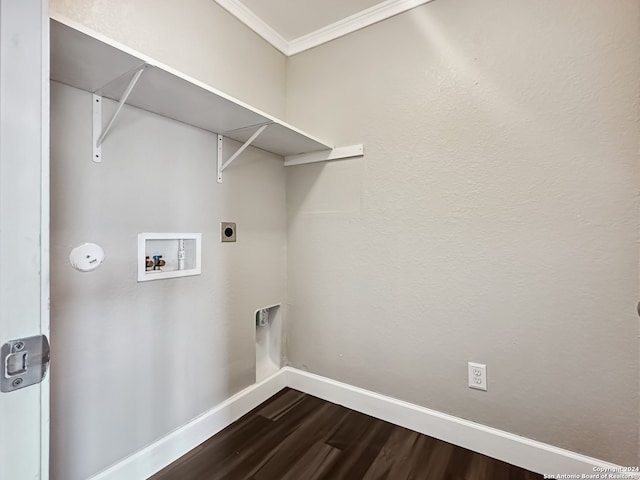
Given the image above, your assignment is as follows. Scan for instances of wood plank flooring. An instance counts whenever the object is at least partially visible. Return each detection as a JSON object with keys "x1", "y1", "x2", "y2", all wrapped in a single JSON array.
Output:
[{"x1": 150, "y1": 388, "x2": 543, "y2": 480}]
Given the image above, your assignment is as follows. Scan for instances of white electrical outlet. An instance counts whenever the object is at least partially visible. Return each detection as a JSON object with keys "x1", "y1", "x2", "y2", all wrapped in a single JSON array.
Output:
[{"x1": 468, "y1": 362, "x2": 487, "y2": 391}]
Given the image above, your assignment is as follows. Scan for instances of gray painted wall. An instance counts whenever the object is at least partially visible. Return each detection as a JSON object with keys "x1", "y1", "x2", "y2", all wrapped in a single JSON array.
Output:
[
  {"x1": 49, "y1": 2, "x2": 288, "y2": 478},
  {"x1": 50, "y1": 82, "x2": 286, "y2": 479},
  {"x1": 49, "y1": 0, "x2": 639, "y2": 473},
  {"x1": 285, "y1": 0, "x2": 639, "y2": 465}
]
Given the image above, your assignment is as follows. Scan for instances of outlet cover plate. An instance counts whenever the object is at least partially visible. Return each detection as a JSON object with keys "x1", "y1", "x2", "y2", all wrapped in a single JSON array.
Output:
[{"x1": 468, "y1": 362, "x2": 487, "y2": 391}]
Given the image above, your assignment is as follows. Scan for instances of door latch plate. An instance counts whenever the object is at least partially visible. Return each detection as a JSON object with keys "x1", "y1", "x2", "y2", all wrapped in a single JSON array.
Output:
[{"x1": 1, "y1": 335, "x2": 50, "y2": 392}]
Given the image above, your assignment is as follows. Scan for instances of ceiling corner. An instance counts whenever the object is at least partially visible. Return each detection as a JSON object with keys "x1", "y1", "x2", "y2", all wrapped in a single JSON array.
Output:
[
  {"x1": 215, "y1": 0, "x2": 436, "y2": 57},
  {"x1": 215, "y1": 0, "x2": 291, "y2": 55}
]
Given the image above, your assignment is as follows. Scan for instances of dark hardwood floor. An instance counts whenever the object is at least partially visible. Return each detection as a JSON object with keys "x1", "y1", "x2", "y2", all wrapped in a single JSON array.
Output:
[{"x1": 150, "y1": 388, "x2": 543, "y2": 480}]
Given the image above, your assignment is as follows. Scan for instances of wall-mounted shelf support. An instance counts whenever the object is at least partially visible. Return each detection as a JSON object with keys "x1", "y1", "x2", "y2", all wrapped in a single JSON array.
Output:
[
  {"x1": 217, "y1": 124, "x2": 269, "y2": 183},
  {"x1": 92, "y1": 67, "x2": 145, "y2": 163},
  {"x1": 283, "y1": 144, "x2": 364, "y2": 167},
  {"x1": 52, "y1": 19, "x2": 362, "y2": 173}
]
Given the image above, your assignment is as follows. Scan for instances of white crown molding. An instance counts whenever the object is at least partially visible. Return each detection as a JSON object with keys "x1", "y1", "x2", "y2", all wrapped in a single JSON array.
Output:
[
  {"x1": 214, "y1": 0, "x2": 290, "y2": 55},
  {"x1": 215, "y1": 0, "x2": 436, "y2": 57},
  {"x1": 288, "y1": 0, "x2": 436, "y2": 55}
]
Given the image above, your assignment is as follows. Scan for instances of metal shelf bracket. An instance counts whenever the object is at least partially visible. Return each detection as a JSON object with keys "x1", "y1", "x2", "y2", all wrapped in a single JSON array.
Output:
[
  {"x1": 92, "y1": 67, "x2": 145, "y2": 163},
  {"x1": 283, "y1": 144, "x2": 364, "y2": 167},
  {"x1": 217, "y1": 124, "x2": 269, "y2": 183}
]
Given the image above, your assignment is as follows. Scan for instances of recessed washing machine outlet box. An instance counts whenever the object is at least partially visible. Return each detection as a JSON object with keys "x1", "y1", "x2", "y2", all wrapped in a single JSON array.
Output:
[
  {"x1": 221, "y1": 222, "x2": 236, "y2": 242},
  {"x1": 137, "y1": 233, "x2": 201, "y2": 282}
]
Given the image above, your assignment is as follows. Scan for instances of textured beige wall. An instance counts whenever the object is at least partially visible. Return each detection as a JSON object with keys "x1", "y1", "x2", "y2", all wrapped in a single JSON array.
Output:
[
  {"x1": 50, "y1": 0, "x2": 287, "y2": 117},
  {"x1": 50, "y1": 82, "x2": 286, "y2": 479},
  {"x1": 285, "y1": 0, "x2": 639, "y2": 465}
]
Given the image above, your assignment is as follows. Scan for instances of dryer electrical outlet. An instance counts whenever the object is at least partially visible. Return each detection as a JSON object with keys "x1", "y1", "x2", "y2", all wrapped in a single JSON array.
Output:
[{"x1": 221, "y1": 222, "x2": 236, "y2": 242}]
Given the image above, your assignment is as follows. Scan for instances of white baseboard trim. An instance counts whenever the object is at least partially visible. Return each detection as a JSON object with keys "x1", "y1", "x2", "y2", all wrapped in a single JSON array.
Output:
[
  {"x1": 88, "y1": 370, "x2": 287, "y2": 480},
  {"x1": 90, "y1": 366, "x2": 633, "y2": 479},
  {"x1": 283, "y1": 367, "x2": 629, "y2": 477}
]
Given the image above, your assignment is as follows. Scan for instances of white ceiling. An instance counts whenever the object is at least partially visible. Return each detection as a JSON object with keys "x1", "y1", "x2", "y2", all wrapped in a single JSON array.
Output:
[
  {"x1": 215, "y1": 0, "x2": 435, "y2": 56},
  {"x1": 241, "y1": 0, "x2": 384, "y2": 41}
]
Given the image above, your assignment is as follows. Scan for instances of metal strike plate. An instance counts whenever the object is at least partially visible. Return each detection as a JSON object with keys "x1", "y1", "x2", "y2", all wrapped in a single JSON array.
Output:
[{"x1": 1, "y1": 335, "x2": 50, "y2": 392}]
